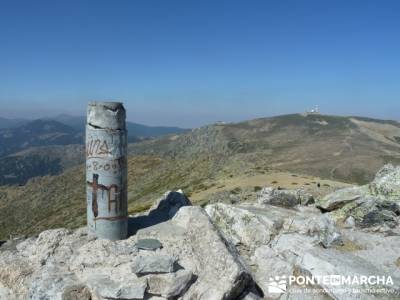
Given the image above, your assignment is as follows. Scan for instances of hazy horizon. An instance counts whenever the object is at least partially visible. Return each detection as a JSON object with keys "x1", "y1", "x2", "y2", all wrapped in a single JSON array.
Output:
[
  {"x1": 1, "y1": 0, "x2": 400, "y2": 127},
  {"x1": 1, "y1": 107, "x2": 400, "y2": 129}
]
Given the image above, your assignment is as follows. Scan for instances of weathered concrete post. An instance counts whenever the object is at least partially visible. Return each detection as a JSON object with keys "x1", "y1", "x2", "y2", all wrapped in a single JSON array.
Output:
[{"x1": 86, "y1": 102, "x2": 128, "y2": 240}]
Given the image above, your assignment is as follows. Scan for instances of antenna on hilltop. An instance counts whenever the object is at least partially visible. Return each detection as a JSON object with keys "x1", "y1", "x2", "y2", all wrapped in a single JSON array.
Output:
[{"x1": 303, "y1": 105, "x2": 321, "y2": 116}]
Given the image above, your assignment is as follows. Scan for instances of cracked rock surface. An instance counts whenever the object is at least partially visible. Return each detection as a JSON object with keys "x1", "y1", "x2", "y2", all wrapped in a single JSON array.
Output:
[
  {"x1": 1, "y1": 165, "x2": 400, "y2": 299},
  {"x1": 0, "y1": 193, "x2": 254, "y2": 300}
]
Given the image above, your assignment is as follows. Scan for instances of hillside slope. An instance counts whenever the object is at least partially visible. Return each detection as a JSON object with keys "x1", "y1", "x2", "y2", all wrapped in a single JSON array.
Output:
[
  {"x1": 0, "y1": 117, "x2": 187, "y2": 185},
  {"x1": 45, "y1": 114, "x2": 189, "y2": 137},
  {"x1": 130, "y1": 114, "x2": 400, "y2": 184},
  {"x1": 1, "y1": 113, "x2": 400, "y2": 239},
  {"x1": 0, "y1": 119, "x2": 82, "y2": 157},
  {"x1": 0, "y1": 117, "x2": 28, "y2": 129},
  {"x1": 0, "y1": 145, "x2": 84, "y2": 185}
]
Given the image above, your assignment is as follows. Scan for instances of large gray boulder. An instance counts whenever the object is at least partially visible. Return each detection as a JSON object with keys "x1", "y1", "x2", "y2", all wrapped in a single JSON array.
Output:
[
  {"x1": 358, "y1": 200, "x2": 399, "y2": 228},
  {"x1": 316, "y1": 165, "x2": 400, "y2": 230},
  {"x1": 369, "y1": 164, "x2": 400, "y2": 200},
  {"x1": 316, "y1": 186, "x2": 366, "y2": 211},
  {"x1": 340, "y1": 229, "x2": 400, "y2": 275},
  {"x1": 149, "y1": 189, "x2": 192, "y2": 218},
  {"x1": 0, "y1": 283, "x2": 13, "y2": 300},
  {"x1": 325, "y1": 196, "x2": 400, "y2": 230},
  {"x1": 258, "y1": 187, "x2": 302, "y2": 208},
  {"x1": 129, "y1": 190, "x2": 192, "y2": 235},
  {"x1": 298, "y1": 248, "x2": 400, "y2": 300},
  {"x1": 3, "y1": 172, "x2": 400, "y2": 300},
  {"x1": 205, "y1": 202, "x2": 345, "y2": 297},
  {"x1": 251, "y1": 244, "x2": 295, "y2": 300},
  {"x1": 315, "y1": 214, "x2": 343, "y2": 248},
  {"x1": 258, "y1": 187, "x2": 315, "y2": 208},
  {"x1": 205, "y1": 203, "x2": 281, "y2": 250},
  {"x1": 135, "y1": 205, "x2": 257, "y2": 299},
  {"x1": 167, "y1": 206, "x2": 254, "y2": 299},
  {"x1": 0, "y1": 204, "x2": 255, "y2": 299}
]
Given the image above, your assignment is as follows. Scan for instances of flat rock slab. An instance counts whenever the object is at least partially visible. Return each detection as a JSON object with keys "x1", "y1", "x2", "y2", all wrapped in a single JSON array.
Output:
[
  {"x1": 298, "y1": 248, "x2": 400, "y2": 300},
  {"x1": 136, "y1": 238, "x2": 163, "y2": 251},
  {"x1": 0, "y1": 205, "x2": 255, "y2": 299},
  {"x1": 131, "y1": 254, "x2": 177, "y2": 275},
  {"x1": 172, "y1": 206, "x2": 253, "y2": 299},
  {"x1": 205, "y1": 203, "x2": 277, "y2": 249},
  {"x1": 147, "y1": 269, "x2": 194, "y2": 298},
  {"x1": 136, "y1": 206, "x2": 255, "y2": 299},
  {"x1": 317, "y1": 186, "x2": 365, "y2": 211},
  {"x1": 86, "y1": 273, "x2": 147, "y2": 300}
]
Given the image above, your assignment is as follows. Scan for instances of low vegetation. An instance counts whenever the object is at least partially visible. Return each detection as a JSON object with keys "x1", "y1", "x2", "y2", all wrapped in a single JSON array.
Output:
[{"x1": 1, "y1": 113, "x2": 400, "y2": 239}]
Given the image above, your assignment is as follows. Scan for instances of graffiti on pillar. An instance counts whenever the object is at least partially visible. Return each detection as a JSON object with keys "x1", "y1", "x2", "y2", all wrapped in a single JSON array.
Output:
[
  {"x1": 108, "y1": 185, "x2": 120, "y2": 212},
  {"x1": 86, "y1": 139, "x2": 111, "y2": 157},
  {"x1": 87, "y1": 173, "x2": 123, "y2": 221},
  {"x1": 86, "y1": 159, "x2": 122, "y2": 172},
  {"x1": 91, "y1": 174, "x2": 99, "y2": 218}
]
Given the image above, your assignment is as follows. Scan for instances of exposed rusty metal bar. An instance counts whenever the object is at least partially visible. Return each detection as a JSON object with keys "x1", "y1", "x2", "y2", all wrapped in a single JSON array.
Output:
[{"x1": 86, "y1": 101, "x2": 128, "y2": 240}]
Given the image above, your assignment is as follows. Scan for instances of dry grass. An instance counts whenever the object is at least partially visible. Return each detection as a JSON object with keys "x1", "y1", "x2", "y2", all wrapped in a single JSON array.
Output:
[
  {"x1": 189, "y1": 172, "x2": 349, "y2": 203},
  {"x1": 334, "y1": 239, "x2": 364, "y2": 252},
  {"x1": 2, "y1": 114, "x2": 400, "y2": 239}
]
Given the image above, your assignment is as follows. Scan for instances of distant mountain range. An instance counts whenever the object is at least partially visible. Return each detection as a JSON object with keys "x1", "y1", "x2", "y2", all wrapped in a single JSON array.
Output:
[
  {"x1": 0, "y1": 115, "x2": 188, "y2": 137},
  {"x1": 129, "y1": 113, "x2": 400, "y2": 184},
  {"x1": 2, "y1": 113, "x2": 400, "y2": 238},
  {"x1": 0, "y1": 117, "x2": 28, "y2": 129},
  {"x1": 0, "y1": 116, "x2": 187, "y2": 185},
  {"x1": 48, "y1": 115, "x2": 189, "y2": 138},
  {"x1": 0, "y1": 119, "x2": 82, "y2": 157}
]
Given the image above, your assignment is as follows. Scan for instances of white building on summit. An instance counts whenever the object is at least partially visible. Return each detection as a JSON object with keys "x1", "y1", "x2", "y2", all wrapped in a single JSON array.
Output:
[{"x1": 304, "y1": 105, "x2": 320, "y2": 116}]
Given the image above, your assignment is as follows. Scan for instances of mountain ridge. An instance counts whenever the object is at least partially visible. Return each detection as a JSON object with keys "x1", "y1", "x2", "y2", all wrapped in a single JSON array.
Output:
[
  {"x1": 1, "y1": 113, "x2": 400, "y2": 238},
  {"x1": 48, "y1": 114, "x2": 189, "y2": 134},
  {"x1": 0, "y1": 117, "x2": 188, "y2": 185}
]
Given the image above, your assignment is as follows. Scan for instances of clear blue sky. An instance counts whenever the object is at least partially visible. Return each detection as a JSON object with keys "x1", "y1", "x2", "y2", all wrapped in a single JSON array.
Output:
[{"x1": 0, "y1": 0, "x2": 399, "y2": 127}]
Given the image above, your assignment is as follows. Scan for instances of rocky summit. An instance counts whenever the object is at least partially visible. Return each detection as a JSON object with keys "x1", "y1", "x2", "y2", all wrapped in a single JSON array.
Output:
[{"x1": 1, "y1": 166, "x2": 400, "y2": 299}]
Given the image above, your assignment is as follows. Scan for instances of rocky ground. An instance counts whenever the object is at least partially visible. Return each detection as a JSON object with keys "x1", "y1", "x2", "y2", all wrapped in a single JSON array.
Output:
[{"x1": 1, "y1": 165, "x2": 400, "y2": 299}]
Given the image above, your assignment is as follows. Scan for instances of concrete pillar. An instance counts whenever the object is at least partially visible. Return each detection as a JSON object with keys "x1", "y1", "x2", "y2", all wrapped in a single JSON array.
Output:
[{"x1": 86, "y1": 102, "x2": 128, "y2": 240}]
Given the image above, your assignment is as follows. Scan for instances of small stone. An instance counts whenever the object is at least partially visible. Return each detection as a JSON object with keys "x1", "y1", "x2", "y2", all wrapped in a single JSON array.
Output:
[
  {"x1": 147, "y1": 269, "x2": 194, "y2": 298},
  {"x1": 257, "y1": 187, "x2": 300, "y2": 208},
  {"x1": 61, "y1": 285, "x2": 91, "y2": 300},
  {"x1": 360, "y1": 209, "x2": 398, "y2": 228},
  {"x1": 241, "y1": 292, "x2": 262, "y2": 300},
  {"x1": 131, "y1": 254, "x2": 177, "y2": 275},
  {"x1": 136, "y1": 238, "x2": 163, "y2": 251},
  {"x1": 344, "y1": 216, "x2": 355, "y2": 228}
]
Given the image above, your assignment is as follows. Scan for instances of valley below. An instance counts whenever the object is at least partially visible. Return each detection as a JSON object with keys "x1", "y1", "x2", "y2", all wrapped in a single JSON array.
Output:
[
  {"x1": 1, "y1": 163, "x2": 400, "y2": 299},
  {"x1": 1, "y1": 113, "x2": 400, "y2": 239},
  {"x1": 1, "y1": 113, "x2": 400, "y2": 299}
]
